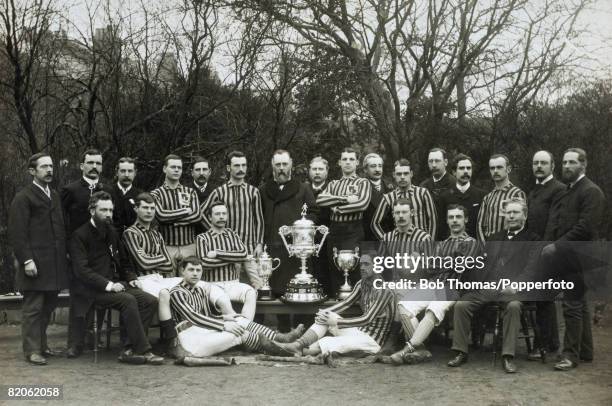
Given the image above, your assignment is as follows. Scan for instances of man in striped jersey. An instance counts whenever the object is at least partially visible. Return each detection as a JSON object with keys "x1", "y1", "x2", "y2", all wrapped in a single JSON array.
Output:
[
  {"x1": 371, "y1": 159, "x2": 437, "y2": 242},
  {"x1": 197, "y1": 201, "x2": 257, "y2": 320},
  {"x1": 390, "y1": 204, "x2": 481, "y2": 365},
  {"x1": 169, "y1": 257, "x2": 303, "y2": 358},
  {"x1": 122, "y1": 192, "x2": 181, "y2": 349},
  {"x1": 260, "y1": 253, "x2": 395, "y2": 364},
  {"x1": 150, "y1": 155, "x2": 201, "y2": 271},
  {"x1": 200, "y1": 151, "x2": 264, "y2": 288},
  {"x1": 316, "y1": 148, "x2": 372, "y2": 295},
  {"x1": 476, "y1": 154, "x2": 526, "y2": 242}
]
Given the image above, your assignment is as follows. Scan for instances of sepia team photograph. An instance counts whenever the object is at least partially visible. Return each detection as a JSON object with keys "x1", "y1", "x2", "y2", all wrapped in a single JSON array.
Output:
[{"x1": 1, "y1": 0, "x2": 611, "y2": 404}]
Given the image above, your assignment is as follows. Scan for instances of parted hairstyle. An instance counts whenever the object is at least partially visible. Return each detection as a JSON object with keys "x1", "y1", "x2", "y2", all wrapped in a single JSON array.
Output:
[
  {"x1": 88, "y1": 191, "x2": 113, "y2": 211},
  {"x1": 28, "y1": 152, "x2": 51, "y2": 169}
]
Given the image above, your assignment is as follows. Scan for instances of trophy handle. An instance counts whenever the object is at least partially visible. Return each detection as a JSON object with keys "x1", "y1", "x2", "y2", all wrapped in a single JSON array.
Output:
[
  {"x1": 314, "y1": 225, "x2": 329, "y2": 257},
  {"x1": 332, "y1": 247, "x2": 339, "y2": 268},
  {"x1": 271, "y1": 258, "x2": 281, "y2": 271},
  {"x1": 278, "y1": 226, "x2": 292, "y2": 256}
]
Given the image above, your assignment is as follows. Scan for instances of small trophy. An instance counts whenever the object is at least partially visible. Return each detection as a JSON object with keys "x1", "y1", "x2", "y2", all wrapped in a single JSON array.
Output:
[
  {"x1": 278, "y1": 204, "x2": 329, "y2": 303},
  {"x1": 256, "y1": 246, "x2": 281, "y2": 301},
  {"x1": 333, "y1": 247, "x2": 360, "y2": 300}
]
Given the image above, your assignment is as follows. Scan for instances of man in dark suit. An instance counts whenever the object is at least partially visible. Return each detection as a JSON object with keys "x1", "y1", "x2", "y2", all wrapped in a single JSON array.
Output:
[
  {"x1": 190, "y1": 156, "x2": 215, "y2": 235},
  {"x1": 67, "y1": 191, "x2": 163, "y2": 364},
  {"x1": 438, "y1": 153, "x2": 486, "y2": 240},
  {"x1": 543, "y1": 148, "x2": 605, "y2": 371},
  {"x1": 60, "y1": 149, "x2": 113, "y2": 237},
  {"x1": 526, "y1": 150, "x2": 566, "y2": 360},
  {"x1": 8, "y1": 153, "x2": 69, "y2": 365},
  {"x1": 110, "y1": 157, "x2": 142, "y2": 234},
  {"x1": 362, "y1": 153, "x2": 394, "y2": 243},
  {"x1": 448, "y1": 198, "x2": 540, "y2": 373},
  {"x1": 420, "y1": 148, "x2": 456, "y2": 239}
]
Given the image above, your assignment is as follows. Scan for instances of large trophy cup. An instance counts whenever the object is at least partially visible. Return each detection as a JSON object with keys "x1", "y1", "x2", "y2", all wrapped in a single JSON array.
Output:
[
  {"x1": 333, "y1": 247, "x2": 360, "y2": 300},
  {"x1": 278, "y1": 204, "x2": 329, "y2": 303},
  {"x1": 256, "y1": 246, "x2": 281, "y2": 300}
]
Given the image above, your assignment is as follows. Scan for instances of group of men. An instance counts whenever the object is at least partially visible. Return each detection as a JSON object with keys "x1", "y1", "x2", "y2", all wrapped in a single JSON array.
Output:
[{"x1": 8, "y1": 145, "x2": 605, "y2": 374}]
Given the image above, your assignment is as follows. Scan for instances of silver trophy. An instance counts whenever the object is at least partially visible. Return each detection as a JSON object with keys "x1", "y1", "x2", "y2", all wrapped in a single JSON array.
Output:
[
  {"x1": 256, "y1": 246, "x2": 281, "y2": 301},
  {"x1": 278, "y1": 204, "x2": 329, "y2": 303},
  {"x1": 333, "y1": 247, "x2": 360, "y2": 300}
]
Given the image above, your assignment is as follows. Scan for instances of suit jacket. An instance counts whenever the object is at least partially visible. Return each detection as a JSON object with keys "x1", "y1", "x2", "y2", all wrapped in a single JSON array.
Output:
[
  {"x1": 69, "y1": 221, "x2": 137, "y2": 316},
  {"x1": 363, "y1": 180, "x2": 394, "y2": 241},
  {"x1": 439, "y1": 183, "x2": 486, "y2": 240},
  {"x1": 8, "y1": 184, "x2": 69, "y2": 291},
  {"x1": 527, "y1": 178, "x2": 566, "y2": 238},
  {"x1": 60, "y1": 178, "x2": 113, "y2": 237},
  {"x1": 192, "y1": 181, "x2": 216, "y2": 234},
  {"x1": 110, "y1": 184, "x2": 142, "y2": 234},
  {"x1": 421, "y1": 173, "x2": 457, "y2": 240},
  {"x1": 305, "y1": 181, "x2": 330, "y2": 226}
]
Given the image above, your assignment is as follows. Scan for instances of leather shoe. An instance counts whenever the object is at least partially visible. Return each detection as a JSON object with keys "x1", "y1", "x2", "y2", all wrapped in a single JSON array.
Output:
[
  {"x1": 554, "y1": 357, "x2": 577, "y2": 371},
  {"x1": 118, "y1": 349, "x2": 146, "y2": 365},
  {"x1": 502, "y1": 356, "x2": 517, "y2": 373},
  {"x1": 259, "y1": 333, "x2": 301, "y2": 356},
  {"x1": 390, "y1": 342, "x2": 415, "y2": 365},
  {"x1": 66, "y1": 347, "x2": 82, "y2": 359},
  {"x1": 42, "y1": 348, "x2": 62, "y2": 357},
  {"x1": 527, "y1": 349, "x2": 546, "y2": 362},
  {"x1": 27, "y1": 353, "x2": 47, "y2": 366},
  {"x1": 447, "y1": 351, "x2": 468, "y2": 367},
  {"x1": 142, "y1": 351, "x2": 164, "y2": 365}
]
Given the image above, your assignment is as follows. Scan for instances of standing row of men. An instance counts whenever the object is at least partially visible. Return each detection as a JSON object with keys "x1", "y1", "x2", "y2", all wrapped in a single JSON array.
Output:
[{"x1": 8, "y1": 146, "x2": 605, "y2": 372}]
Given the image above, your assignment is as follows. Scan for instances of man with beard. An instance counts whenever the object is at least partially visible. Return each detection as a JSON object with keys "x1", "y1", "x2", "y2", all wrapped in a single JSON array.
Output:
[
  {"x1": 476, "y1": 154, "x2": 526, "y2": 242},
  {"x1": 61, "y1": 149, "x2": 113, "y2": 237},
  {"x1": 190, "y1": 156, "x2": 215, "y2": 235},
  {"x1": 305, "y1": 156, "x2": 333, "y2": 297},
  {"x1": 362, "y1": 153, "x2": 394, "y2": 242},
  {"x1": 438, "y1": 154, "x2": 486, "y2": 240},
  {"x1": 110, "y1": 157, "x2": 142, "y2": 234},
  {"x1": 543, "y1": 148, "x2": 605, "y2": 371},
  {"x1": 260, "y1": 150, "x2": 316, "y2": 329},
  {"x1": 68, "y1": 191, "x2": 163, "y2": 364},
  {"x1": 9, "y1": 153, "x2": 69, "y2": 365},
  {"x1": 420, "y1": 148, "x2": 456, "y2": 239},
  {"x1": 259, "y1": 253, "x2": 395, "y2": 366},
  {"x1": 316, "y1": 148, "x2": 372, "y2": 296},
  {"x1": 201, "y1": 151, "x2": 264, "y2": 289},
  {"x1": 150, "y1": 155, "x2": 201, "y2": 269},
  {"x1": 526, "y1": 150, "x2": 565, "y2": 360},
  {"x1": 372, "y1": 159, "x2": 437, "y2": 241}
]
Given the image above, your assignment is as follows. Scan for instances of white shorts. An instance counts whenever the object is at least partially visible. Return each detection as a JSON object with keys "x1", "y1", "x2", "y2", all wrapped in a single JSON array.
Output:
[
  {"x1": 177, "y1": 322, "x2": 241, "y2": 357},
  {"x1": 315, "y1": 325, "x2": 380, "y2": 357},
  {"x1": 398, "y1": 300, "x2": 455, "y2": 325},
  {"x1": 137, "y1": 274, "x2": 182, "y2": 297},
  {"x1": 210, "y1": 280, "x2": 255, "y2": 304}
]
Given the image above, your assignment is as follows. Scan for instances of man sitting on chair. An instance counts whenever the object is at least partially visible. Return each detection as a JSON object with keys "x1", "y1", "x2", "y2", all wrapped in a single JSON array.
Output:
[
  {"x1": 169, "y1": 257, "x2": 303, "y2": 358},
  {"x1": 196, "y1": 202, "x2": 258, "y2": 320},
  {"x1": 259, "y1": 252, "x2": 395, "y2": 365}
]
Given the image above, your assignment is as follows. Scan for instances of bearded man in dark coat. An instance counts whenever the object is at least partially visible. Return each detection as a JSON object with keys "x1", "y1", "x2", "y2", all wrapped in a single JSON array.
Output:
[{"x1": 9, "y1": 153, "x2": 69, "y2": 365}]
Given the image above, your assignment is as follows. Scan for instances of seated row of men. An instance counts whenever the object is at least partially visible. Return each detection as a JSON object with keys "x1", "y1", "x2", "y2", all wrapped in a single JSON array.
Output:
[{"x1": 8, "y1": 146, "x2": 603, "y2": 373}]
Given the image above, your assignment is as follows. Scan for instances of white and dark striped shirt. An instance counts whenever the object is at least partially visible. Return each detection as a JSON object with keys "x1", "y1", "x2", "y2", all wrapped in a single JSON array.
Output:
[
  {"x1": 371, "y1": 186, "x2": 437, "y2": 240},
  {"x1": 324, "y1": 280, "x2": 396, "y2": 345},
  {"x1": 196, "y1": 228, "x2": 247, "y2": 282},
  {"x1": 476, "y1": 182, "x2": 526, "y2": 242},
  {"x1": 316, "y1": 175, "x2": 372, "y2": 223},
  {"x1": 434, "y1": 232, "x2": 482, "y2": 280},
  {"x1": 201, "y1": 181, "x2": 264, "y2": 253},
  {"x1": 380, "y1": 227, "x2": 433, "y2": 258},
  {"x1": 169, "y1": 281, "x2": 225, "y2": 331},
  {"x1": 122, "y1": 222, "x2": 174, "y2": 276},
  {"x1": 150, "y1": 183, "x2": 201, "y2": 246}
]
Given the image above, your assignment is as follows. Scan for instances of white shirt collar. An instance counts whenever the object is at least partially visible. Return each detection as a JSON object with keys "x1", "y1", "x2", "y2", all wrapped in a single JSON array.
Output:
[
  {"x1": 456, "y1": 181, "x2": 470, "y2": 193},
  {"x1": 194, "y1": 180, "x2": 207, "y2": 191},
  {"x1": 570, "y1": 174, "x2": 585, "y2": 188},
  {"x1": 117, "y1": 182, "x2": 132, "y2": 195},
  {"x1": 83, "y1": 176, "x2": 98, "y2": 187},
  {"x1": 433, "y1": 171, "x2": 447, "y2": 183},
  {"x1": 32, "y1": 180, "x2": 50, "y2": 197},
  {"x1": 536, "y1": 174, "x2": 553, "y2": 185}
]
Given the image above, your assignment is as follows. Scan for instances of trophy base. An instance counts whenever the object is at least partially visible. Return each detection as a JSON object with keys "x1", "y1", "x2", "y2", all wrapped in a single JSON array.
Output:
[
  {"x1": 281, "y1": 274, "x2": 327, "y2": 303},
  {"x1": 257, "y1": 289, "x2": 275, "y2": 301}
]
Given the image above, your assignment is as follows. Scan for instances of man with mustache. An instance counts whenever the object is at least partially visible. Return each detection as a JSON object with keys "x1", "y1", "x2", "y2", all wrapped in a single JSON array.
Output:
[
  {"x1": 438, "y1": 154, "x2": 486, "y2": 240},
  {"x1": 110, "y1": 157, "x2": 142, "y2": 234},
  {"x1": 9, "y1": 153, "x2": 69, "y2": 365},
  {"x1": 190, "y1": 156, "x2": 215, "y2": 235},
  {"x1": 542, "y1": 148, "x2": 605, "y2": 371},
  {"x1": 362, "y1": 153, "x2": 394, "y2": 242},
  {"x1": 201, "y1": 151, "x2": 265, "y2": 290},
  {"x1": 197, "y1": 202, "x2": 258, "y2": 320},
  {"x1": 150, "y1": 155, "x2": 201, "y2": 270},
  {"x1": 371, "y1": 159, "x2": 437, "y2": 241},
  {"x1": 260, "y1": 150, "x2": 316, "y2": 330},
  {"x1": 420, "y1": 148, "x2": 456, "y2": 239},
  {"x1": 68, "y1": 191, "x2": 164, "y2": 364},
  {"x1": 317, "y1": 148, "x2": 372, "y2": 296},
  {"x1": 526, "y1": 150, "x2": 565, "y2": 360},
  {"x1": 61, "y1": 149, "x2": 113, "y2": 237},
  {"x1": 476, "y1": 154, "x2": 526, "y2": 242}
]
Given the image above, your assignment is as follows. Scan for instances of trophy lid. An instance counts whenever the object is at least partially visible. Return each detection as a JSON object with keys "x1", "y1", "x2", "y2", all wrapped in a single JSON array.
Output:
[
  {"x1": 260, "y1": 245, "x2": 270, "y2": 260},
  {"x1": 292, "y1": 204, "x2": 315, "y2": 227}
]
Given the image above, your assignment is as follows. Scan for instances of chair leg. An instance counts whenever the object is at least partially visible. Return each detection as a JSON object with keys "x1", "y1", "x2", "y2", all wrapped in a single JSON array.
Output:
[
  {"x1": 520, "y1": 312, "x2": 532, "y2": 355},
  {"x1": 527, "y1": 308, "x2": 546, "y2": 363},
  {"x1": 93, "y1": 309, "x2": 98, "y2": 364},
  {"x1": 492, "y1": 308, "x2": 501, "y2": 367},
  {"x1": 106, "y1": 310, "x2": 112, "y2": 350}
]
